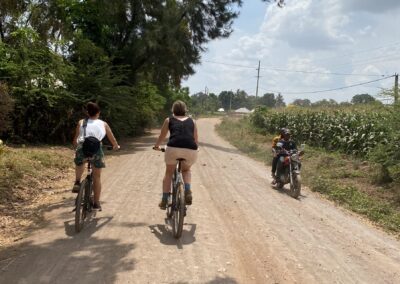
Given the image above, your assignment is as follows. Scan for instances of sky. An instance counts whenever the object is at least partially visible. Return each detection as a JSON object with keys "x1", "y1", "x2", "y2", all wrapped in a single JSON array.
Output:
[{"x1": 182, "y1": 0, "x2": 400, "y2": 103}]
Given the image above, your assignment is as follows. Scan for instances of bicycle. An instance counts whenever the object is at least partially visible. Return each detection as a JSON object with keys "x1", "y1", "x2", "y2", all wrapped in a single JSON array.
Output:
[
  {"x1": 154, "y1": 147, "x2": 186, "y2": 239},
  {"x1": 74, "y1": 146, "x2": 112, "y2": 233}
]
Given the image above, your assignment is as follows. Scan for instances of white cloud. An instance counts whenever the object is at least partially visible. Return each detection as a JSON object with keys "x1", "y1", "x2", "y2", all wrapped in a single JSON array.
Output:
[{"x1": 183, "y1": 0, "x2": 400, "y2": 103}]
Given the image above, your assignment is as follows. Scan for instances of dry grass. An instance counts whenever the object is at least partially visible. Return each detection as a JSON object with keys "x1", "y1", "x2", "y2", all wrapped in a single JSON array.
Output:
[{"x1": 0, "y1": 145, "x2": 74, "y2": 248}]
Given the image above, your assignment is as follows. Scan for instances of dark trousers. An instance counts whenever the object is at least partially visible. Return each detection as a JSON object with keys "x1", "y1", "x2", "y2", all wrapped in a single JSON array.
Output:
[{"x1": 271, "y1": 156, "x2": 279, "y2": 176}]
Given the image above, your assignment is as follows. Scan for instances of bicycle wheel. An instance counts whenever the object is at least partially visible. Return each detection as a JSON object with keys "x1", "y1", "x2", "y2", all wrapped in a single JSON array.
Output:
[
  {"x1": 172, "y1": 181, "x2": 185, "y2": 239},
  {"x1": 75, "y1": 179, "x2": 87, "y2": 233},
  {"x1": 84, "y1": 177, "x2": 93, "y2": 213}
]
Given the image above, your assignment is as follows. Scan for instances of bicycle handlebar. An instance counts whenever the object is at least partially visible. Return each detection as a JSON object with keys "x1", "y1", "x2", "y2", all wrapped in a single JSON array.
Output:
[{"x1": 153, "y1": 146, "x2": 165, "y2": 152}]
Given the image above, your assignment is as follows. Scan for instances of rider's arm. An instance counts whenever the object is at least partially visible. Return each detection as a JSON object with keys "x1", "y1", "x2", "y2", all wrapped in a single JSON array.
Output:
[
  {"x1": 72, "y1": 119, "x2": 82, "y2": 148},
  {"x1": 154, "y1": 118, "x2": 169, "y2": 148},
  {"x1": 194, "y1": 120, "x2": 198, "y2": 145},
  {"x1": 105, "y1": 122, "x2": 120, "y2": 150}
]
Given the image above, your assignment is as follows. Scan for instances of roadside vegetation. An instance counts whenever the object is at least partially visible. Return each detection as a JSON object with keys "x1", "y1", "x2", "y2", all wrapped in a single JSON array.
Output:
[
  {"x1": 0, "y1": 143, "x2": 73, "y2": 247},
  {"x1": 216, "y1": 113, "x2": 400, "y2": 235}
]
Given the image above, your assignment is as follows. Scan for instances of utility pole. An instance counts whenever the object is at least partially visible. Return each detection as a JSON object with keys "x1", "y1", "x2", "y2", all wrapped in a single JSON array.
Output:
[
  {"x1": 229, "y1": 89, "x2": 232, "y2": 112},
  {"x1": 256, "y1": 60, "x2": 261, "y2": 99},
  {"x1": 395, "y1": 73, "x2": 399, "y2": 103}
]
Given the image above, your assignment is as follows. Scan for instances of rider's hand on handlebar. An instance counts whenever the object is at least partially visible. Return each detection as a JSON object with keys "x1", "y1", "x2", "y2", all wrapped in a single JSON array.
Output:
[
  {"x1": 113, "y1": 145, "x2": 120, "y2": 150},
  {"x1": 153, "y1": 145, "x2": 161, "y2": 151}
]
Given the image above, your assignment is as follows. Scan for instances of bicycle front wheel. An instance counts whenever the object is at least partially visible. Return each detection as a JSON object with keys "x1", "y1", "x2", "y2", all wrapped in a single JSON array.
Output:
[
  {"x1": 75, "y1": 179, "x2": 87, "y2": 233},
  {"x1": 173, "y1": 182, "x2": 186, "y2": 239}
]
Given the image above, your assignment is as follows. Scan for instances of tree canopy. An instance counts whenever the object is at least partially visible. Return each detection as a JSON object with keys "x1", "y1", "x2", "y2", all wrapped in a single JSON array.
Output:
[{"x1": 0, "y1": 0, "x2": 259, "y2": 142}]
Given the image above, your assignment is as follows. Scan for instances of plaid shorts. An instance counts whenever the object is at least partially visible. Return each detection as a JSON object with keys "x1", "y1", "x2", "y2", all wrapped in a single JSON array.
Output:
[{"x1": 74, "y1": 144, "x2": 105, "y2": 168}]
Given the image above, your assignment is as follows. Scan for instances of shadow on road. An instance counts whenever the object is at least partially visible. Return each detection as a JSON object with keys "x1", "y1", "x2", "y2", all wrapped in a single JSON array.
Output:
[
  {"x1": 149, "y1": 221, "x2": 196, "y2": 249},
  {"x1": 199, "y1": 142, "x2": 241, "y2": 155},
  {"x1": 172, "y1": 276, "x2": 238, "y2": 284},
  {"x1": 0, "y1": 212, "x2": 136, "y2": 283},
  {"x1": 273, "y1": 185, "x2": 307, "y2": 201}
]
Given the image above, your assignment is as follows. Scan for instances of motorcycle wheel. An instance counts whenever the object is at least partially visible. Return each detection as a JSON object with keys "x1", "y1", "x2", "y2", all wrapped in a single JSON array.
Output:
[{"x1": 290, "y1": 175, "x2": 301, "y2": 198}]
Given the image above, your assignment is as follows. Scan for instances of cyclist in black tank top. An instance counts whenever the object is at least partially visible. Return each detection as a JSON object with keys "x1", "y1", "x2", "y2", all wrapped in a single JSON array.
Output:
[
  {"x1": 154, "y1": 100, "x2": 199, "y2": 210},
  {"x1": 167, "y1": 116, "x2": 198, "y2": 150}
]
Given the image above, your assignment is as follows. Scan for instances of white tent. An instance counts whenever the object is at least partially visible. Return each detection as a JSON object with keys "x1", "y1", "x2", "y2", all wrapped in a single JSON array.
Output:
[
  {"x1": 235, "y1": 107, "x2": 251, "y2": 114},
  {"x1": 217, "y1": 108, "x2": 225, "y2": 112}
]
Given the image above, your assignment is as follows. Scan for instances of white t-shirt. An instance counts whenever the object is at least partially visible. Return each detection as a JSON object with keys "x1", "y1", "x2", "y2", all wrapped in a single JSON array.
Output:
[{"x1": 77, "y1": 119, "x2": 106, "y2": 143}]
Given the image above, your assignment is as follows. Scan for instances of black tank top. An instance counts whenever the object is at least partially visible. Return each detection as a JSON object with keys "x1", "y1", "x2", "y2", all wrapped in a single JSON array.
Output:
[{"x1": 167, "y1": 117, "x2": 198, "y2": 150}]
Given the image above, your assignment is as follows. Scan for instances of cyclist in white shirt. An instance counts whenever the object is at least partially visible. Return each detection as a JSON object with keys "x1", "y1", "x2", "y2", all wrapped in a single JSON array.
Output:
[{"x1": 72, "y1": 102, "x2": 119, "y2": 210}]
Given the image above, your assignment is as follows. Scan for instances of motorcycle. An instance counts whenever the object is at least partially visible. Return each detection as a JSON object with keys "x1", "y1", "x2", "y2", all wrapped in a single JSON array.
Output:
[{"x1": 274, "y1": 143, "x2": 304, "y2": 198}]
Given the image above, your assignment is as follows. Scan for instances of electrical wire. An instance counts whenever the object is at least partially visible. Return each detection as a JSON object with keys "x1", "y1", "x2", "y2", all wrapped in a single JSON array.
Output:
[
  {"x1": 202, "y1": 59, "x2": 386, "y2": 77},
  {"x1": 259, "y1": 75, "x2": 395, "y2": 95}
]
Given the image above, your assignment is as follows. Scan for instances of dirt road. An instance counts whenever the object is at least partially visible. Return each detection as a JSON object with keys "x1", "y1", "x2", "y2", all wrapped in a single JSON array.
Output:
[{"x1": 1, "y1": 118, "x2": 399, "y2": 283}]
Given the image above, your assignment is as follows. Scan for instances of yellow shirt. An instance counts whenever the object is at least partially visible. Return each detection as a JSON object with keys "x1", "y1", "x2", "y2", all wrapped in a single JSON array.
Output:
[{"x1": 272, "y1": 135, "x2": 281, "y2": 148}]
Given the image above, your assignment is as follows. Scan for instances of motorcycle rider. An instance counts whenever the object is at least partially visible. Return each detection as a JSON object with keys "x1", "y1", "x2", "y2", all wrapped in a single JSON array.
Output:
[
  {"x1": 274, "y1": 128, "x2": 297, "y2": 183},
  {"x1": 271, "y1": 128, "x2": 286, "y2": 183}
]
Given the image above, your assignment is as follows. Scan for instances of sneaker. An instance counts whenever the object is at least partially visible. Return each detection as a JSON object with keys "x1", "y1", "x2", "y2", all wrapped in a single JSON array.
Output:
[
  {"x1": 159, "y1": 199, "x2": 167, "y2": 210},
  {"x1": 185, "y1": 189, "x2": 192, "y2": 205},
  {"x1": 72, "y1": 181, "x2": 80, "y2": 193},
  {"x1": 92, "y1": 201, "x2": 102, "y2": 211}
]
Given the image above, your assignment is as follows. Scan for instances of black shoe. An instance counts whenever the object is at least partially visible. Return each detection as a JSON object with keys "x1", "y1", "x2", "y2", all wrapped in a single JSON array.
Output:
[
  {"x1": 72, "y1": 181, "x2": 80, "y2": 193},
  {"x1": 159, "y1": 199, "x2": 167, "y2": 210},
  {"x1": 185, "y1": 189, "x2": 192, "y2": 205},
  {"x1": 92, "y1": 202, "x2": 102, "y2": 211}
]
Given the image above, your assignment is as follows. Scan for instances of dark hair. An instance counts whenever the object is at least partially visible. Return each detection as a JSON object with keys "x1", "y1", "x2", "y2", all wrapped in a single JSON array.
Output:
[
  {"x1": 87, "y1": 102, "x2": 100, "y2": 117},
  {"x1": 171, "y1": 100, "x2": 187, "y2": 116}
]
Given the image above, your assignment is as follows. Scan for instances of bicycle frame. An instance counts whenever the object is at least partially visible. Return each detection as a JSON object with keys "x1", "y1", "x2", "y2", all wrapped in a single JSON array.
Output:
[
  {"x1": 74, "y1": 158, "x2": 94, "y2": 233},
  {"x1": 84, "y1": 159, "x2": 94, "y2": 212}
]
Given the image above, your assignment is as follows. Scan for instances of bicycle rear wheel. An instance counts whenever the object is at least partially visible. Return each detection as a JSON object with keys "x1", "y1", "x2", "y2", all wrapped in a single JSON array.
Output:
[
  {"x1": 172, "y1": 182, "x2": 185, "y2": 239},
  {"x1": 75, "y1": 179, "x2": 87, "y2": 232}
]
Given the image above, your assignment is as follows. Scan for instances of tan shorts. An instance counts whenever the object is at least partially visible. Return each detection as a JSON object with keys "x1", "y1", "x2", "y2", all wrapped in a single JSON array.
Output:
[{"x1": 165, "y1": 146, "x2": 198, "y2": 166}]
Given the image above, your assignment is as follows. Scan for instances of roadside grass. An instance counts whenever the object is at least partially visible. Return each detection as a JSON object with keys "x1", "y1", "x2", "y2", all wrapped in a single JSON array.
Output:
[
  {"x1": 216, "y1": 117, "x2": 400, "y2": 235},
  {"x1": 0, "y1": 144, "x2": 74, "y2": 247}
]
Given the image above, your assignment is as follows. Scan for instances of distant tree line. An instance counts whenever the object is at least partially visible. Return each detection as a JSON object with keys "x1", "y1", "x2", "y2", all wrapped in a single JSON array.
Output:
[
  {"x1": 190, "y1": 90, "x2": 286, "y2": 114},
  {"x1": 291, "y1": 94, "x2": 380, "y2": 108},
  {"x1": 189, "y1": 90, "x2": 381, "y2": 114}
]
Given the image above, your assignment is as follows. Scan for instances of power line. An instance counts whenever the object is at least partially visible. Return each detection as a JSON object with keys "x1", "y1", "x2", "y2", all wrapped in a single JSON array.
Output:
[
  {"x1": 301, "y1": 41, "x2": 400, "y2": 65},
  {"x1": 329, "y1": 53, "x2": 400, "y2": 69},
  {"x1": 260, "y1": 67, "x2": 384, "y2": 77},
  {"x1": 203, "y1": 60, "x2": 256, "y2": 69},
  {"x1": 202, "y1": 59, "x2": 385, "y2": 77},
  {"x1": 259, "y1": 75, "x2": 395, "y2": 95}
]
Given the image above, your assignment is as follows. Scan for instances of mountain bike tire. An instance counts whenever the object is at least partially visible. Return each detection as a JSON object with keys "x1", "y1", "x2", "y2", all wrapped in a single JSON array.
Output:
[
  {"x1": 173, "y1": 182, "x2": 186, "y2": 239},
  {"x1": 75, "y1": 179, "x2": 87, "y2": 233}
]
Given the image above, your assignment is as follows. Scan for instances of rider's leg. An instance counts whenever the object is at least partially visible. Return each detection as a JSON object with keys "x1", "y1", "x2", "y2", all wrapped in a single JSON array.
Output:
[
  {"x1": 182, "y1": 164, "x2": 193, "y2": 204},
  {"x1": 160, "y1": 164, "x2": 175, "y2": 209},
  {"x1": 271, "y1": 156, "x2": 278, "y2": 177},
  {"x1": 182, "y1": 164, "x2": 191, "y2": 184},
  {"x1": 75, "y1": 164, "x2": 85, "y2": 182},
  {"x1": 92, "y1": 167, "x2": 102, "y2": 203},
  {"x1": 72, "y1": 164, "x2": 85, "y2": 192},
  {"x1": 163, "y1": 164, "x2": 176, "y2": 193}
]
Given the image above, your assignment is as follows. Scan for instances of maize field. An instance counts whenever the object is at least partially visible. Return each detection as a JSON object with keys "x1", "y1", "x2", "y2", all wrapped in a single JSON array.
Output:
[{"x1": 251, "y1": 107, "x2": 391, "y2": 156}]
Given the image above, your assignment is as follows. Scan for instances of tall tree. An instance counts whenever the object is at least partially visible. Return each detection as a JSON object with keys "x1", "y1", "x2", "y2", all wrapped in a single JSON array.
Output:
[
  {"x1": 258, "y1": 93, "x2": 276, "y2": 108},
  {"x1": 292, "y1": 99, "x2": 311, "y2": 107},
  {"x1": 351, "y1": 94, "x2": 375, "y2": 104},
  {"x1": 275, "y1": 93, "x2": 286, "y2": 107}
]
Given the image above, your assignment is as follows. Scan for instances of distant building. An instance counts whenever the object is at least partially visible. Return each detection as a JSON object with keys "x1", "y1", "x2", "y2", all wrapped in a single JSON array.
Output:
[{"x1": 235, "y1": 107, "x2": 251, "y2": 114}]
